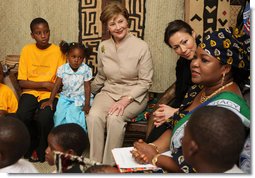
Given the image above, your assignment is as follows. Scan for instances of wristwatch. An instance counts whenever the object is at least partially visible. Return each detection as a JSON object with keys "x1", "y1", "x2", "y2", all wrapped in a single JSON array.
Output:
[
  {"x1": 151, "y1": 154, "x2": 161, "y2": 166},
  {"x1": 126, "y1": 96, "x2": 134, "y2": 102}
]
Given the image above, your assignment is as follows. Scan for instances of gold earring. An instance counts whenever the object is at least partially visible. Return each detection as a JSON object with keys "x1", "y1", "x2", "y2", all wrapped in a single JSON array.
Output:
[{"x1": 221, "y1": 72, "x2": 225, "y2": 86}]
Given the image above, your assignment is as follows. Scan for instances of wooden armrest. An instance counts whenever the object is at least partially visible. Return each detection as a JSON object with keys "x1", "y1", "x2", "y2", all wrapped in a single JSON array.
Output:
[
  {"x1": 145, "y1": 82, "x2": 176, "y2": 139},
  {"x1": 8, "y1": 71, "x2": 22, "y2": 98}
]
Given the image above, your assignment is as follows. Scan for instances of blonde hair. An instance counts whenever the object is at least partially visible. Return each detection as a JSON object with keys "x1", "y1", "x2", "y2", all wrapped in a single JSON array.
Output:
[{"x1": 100, "y1": 1, "x2": 129, "y2": 24}]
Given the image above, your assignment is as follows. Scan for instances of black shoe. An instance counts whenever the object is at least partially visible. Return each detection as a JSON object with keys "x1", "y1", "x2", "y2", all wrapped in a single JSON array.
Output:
[
  {"x1": 24, "y1": 151, "x2": 32, "y2": 160},
  {"x1": 28, "y1": 157, "x2": 40, "y2": 163},
  {"x1": 38, "y1": 157, "x2": 45, "y2": 163},
  {"x1": 23, "y1": 155, "x2": 30, "y2": 160}
]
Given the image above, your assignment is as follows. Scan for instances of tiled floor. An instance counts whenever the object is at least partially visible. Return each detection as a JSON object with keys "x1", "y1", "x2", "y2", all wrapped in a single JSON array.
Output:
[{"x1": 33, "y1": 162, "x2": 55, "y2": 173}]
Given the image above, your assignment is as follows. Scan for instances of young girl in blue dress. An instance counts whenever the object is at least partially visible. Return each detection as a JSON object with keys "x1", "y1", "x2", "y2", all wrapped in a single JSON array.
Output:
[{"x1": 41, "y1": 41, "x2": 93, "y2": 131}]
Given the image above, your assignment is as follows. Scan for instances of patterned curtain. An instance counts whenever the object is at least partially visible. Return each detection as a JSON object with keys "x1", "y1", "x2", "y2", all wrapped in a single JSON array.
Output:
[{"x1": 185, "y1": 0, "x2": 244, "y2": 41}]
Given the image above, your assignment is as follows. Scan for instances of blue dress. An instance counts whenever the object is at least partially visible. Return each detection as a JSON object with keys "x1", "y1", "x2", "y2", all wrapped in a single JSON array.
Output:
[{"x1": 54, "y1": 63, "x2": 93, "y2": 131}]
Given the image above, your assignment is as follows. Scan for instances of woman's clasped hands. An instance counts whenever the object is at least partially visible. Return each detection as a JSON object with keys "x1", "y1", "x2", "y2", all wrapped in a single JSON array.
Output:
[
  {"x1": 130, "y1": 139, "x2": 158, "y2": 165},
  {"x1": 153, "y1": 104, "x2": 178, "y2": 127}
]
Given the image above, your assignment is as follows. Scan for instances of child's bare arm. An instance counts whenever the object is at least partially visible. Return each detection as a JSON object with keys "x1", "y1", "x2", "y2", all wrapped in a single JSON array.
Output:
[
  {"x1": 40, "y1": 77, "x2": 62, "y2": 110},
  {"x1": 84, "y1": 80, "x2": 91, "y2": 114},
  {"x1": 19, "y1": 80, "x2": 55, "y2": 91},
  {"x1": 47, "y1": 77, "x2": 62, "y2": 102}
]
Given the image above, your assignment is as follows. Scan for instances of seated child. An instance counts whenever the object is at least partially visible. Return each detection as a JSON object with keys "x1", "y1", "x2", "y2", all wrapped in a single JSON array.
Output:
[
  {"x1": 182, "y1": 106, "x2": 246, "y2": 173},
  {"x1": 85, "y1": 165, "x2": 120, "y2": 173},
  {"x1": 16, "y1": 17, "x2": 66, "y2": 162},
  {"x1": 0, "y1": 84, "x2": 18, "y2": 117},
  {"x1": 45, "y1": 123, "x2": 89, "y2": 173},
  {"x1": 41, "y1": 41, "x2": 93, "y2": 131},
  {"x1": 0, "y1": 64, "x2": 18, "y2": 117},
  {"x1": 0, "y1": 116, "x2": 38, "y2": 173}
]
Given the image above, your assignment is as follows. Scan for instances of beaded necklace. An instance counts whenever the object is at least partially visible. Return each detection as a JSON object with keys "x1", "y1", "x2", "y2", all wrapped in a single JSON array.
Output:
[{"x1": 200, "y1": 81, "x2": 234, "y2": 103}]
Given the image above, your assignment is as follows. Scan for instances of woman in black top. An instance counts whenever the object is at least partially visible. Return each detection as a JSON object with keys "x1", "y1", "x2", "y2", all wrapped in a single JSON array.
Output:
[
  {"x1": 164, "y1": 20, "x2": 201, "y2": 107},
  {"x1": 147, "y1": 20, "x2": 199, "y2": 142}
]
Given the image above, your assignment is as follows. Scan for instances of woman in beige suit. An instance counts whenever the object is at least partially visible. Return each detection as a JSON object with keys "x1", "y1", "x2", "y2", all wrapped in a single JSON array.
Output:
[{"x1": 86, "y1": 1, "x2": 153, "y2": 165}]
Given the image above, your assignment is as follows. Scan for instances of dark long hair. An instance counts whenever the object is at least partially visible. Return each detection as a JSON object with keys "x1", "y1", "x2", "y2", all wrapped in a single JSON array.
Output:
[{"x1": 164, "y1": 20, "x2": 193, "y2": 47}]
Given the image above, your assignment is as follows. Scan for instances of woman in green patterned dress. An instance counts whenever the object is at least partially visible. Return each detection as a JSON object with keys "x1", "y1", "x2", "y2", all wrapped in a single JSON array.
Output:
[{"x1": 131, "y1": 28, "x2": 250, "y2": 173}]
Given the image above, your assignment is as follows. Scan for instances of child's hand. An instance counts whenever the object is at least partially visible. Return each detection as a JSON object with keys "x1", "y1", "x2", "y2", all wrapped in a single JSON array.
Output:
[
  {"x1": 40, "y1": 100, "x2": 53, "y2": 110},
  {"x1": 83, "y1": 105, "x2": 91, "y2": 114}
]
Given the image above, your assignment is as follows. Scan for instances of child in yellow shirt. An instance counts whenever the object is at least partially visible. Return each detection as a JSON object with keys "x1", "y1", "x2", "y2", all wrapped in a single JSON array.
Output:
[
  {"x1": 0, "y1": 64, "x2": 18, "y2": 116},
  {"x1": 16, "y1": 17, "x2": 66, "y2": 163},
  {"x1": 0, "y1": 84, "x2": 18, "y2": 117}
]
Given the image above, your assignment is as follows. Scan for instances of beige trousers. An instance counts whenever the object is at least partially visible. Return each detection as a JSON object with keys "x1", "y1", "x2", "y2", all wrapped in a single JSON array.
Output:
[{"x1": 86, "y1": 92, "x2": 148, "y2": 165}]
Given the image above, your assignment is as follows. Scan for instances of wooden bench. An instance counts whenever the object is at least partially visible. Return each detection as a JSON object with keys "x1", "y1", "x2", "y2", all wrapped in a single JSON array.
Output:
[
  {"x1": 4, "y1": 55, "x2": 177, "y2": 147},
  {"x1": 8, "y1": 71, "x2": 177, "y2": 146}
]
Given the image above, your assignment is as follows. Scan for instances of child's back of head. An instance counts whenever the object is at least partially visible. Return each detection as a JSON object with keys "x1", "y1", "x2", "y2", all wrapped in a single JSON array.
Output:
[
  {"x1": 49, "y1": 123, "x2": 89, "y2": 155},
  {"x1": 45, "y1": 123, "x2": 90, "y2": 172},
  {"x1": 0, "y1": 116, "x2": 30, "y2": 168},
  {"x1": 182, "y1": 106, "x2": 246, "y2": 173},
  {"x1": 85, "y1": 164, "x2": 120, "y2": 173}
]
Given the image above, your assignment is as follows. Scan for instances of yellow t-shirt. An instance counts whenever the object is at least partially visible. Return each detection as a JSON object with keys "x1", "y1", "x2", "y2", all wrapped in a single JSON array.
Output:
[
  {"x1": 0, "y1": 83, "x2": 18, "y2": 113},
  {"x1": 18, "y1": 44, "x2": 66, "y2": 101}
]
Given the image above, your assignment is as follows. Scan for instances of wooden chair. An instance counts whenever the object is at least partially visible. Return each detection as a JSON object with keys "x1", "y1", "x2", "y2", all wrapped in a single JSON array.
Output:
[
  {"x1": 6, "y1": 64, "x2": 177, "y2": 147},
  {"x1": 7, "y1": 71, "x2": 22, "y2": 96},
  {"x1": 123, "y1": 83, "x2": 176, "y2": 146},
  {"x1": 145, "y1": 83, "x2": 176, "y2": 139}
]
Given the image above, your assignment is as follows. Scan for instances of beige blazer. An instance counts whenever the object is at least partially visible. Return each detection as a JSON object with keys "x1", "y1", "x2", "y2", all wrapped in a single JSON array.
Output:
[{"x1": 92, "y1": 33, "x2": 153, "y2": 103}]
